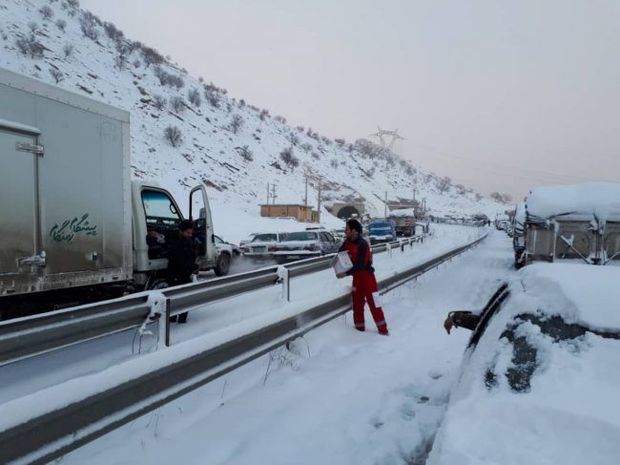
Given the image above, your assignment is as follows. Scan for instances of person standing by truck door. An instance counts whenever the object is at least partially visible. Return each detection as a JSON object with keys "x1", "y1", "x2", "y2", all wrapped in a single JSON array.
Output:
[
  {"x1": 336, "y1": 219, "x2": 389, "y2": 335},
  {"x1": 167, "y1": 219, "x2": 197, "y2": 323}
]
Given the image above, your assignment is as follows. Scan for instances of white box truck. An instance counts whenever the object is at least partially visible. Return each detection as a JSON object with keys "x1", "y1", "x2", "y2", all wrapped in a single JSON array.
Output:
[
  {"x1": 521, "y1": 183, "x2": 620, "y2": 266},
  {"x1": 0, "y1": 68, "x2": 229, "y2": 318}
]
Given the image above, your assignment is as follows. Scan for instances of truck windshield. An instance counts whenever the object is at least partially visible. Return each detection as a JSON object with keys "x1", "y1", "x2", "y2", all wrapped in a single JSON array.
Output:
[
  {"x1": 370, "y1": 222, "x2": 391, "y2": 229},
  {"x1": 142, "y1": 189, "x2": 182, "y2": 226}
]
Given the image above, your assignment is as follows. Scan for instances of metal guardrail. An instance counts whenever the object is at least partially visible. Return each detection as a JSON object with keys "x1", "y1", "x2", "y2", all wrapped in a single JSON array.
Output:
[
  {"x1": 0, "y1": 233, "x2": 486, "y2": 465},
  {"x1": 0, "y1": 235, "x2": 427, "y2": 367}
]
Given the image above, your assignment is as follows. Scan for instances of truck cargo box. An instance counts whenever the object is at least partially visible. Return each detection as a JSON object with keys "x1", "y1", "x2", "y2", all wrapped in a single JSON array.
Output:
[{"x1": 0, "y1": 68, "x2": 132, "y2": 296}]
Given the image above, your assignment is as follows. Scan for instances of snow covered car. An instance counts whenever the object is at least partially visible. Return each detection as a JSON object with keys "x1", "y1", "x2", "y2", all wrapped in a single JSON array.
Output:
[
  {"x1": 242, "y1": 232, "x2": 287, "y2": 260},
  {"x1": 214, "y1": 235, "x2": 241, "y2": 257},
  {"x1": 239, "y1": 233, "x2": 258, "y2": 248},
  {"x1": 428, "y1": 263, "x2": 620, "y2": 465},
  {"x1": 271, "y1": 230, "x2": 339, "y2": 263}
]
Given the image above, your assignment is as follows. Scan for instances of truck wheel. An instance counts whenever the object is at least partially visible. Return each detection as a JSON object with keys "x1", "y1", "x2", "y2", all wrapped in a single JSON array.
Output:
[
  {"x1": 147, "y1": 278, "x2": 169, "y2": 290},
  {"x1": 215, "y1": 253, "x2": 231, "y2": 276}
]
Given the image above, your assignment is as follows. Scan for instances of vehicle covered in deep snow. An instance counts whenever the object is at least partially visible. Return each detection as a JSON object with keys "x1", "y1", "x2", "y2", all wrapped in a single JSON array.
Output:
[{"x1": 429, "y1": 263, "x2": 620, "y2": 465}]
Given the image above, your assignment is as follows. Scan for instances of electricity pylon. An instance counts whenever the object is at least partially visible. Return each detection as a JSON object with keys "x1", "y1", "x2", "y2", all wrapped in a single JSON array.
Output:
[{"x1": 368, "y1": 126, "x2": 405, "y2": 150}]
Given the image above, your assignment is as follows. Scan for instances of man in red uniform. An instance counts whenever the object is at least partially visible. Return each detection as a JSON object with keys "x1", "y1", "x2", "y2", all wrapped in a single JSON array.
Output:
[{"x1": 336, "y1": 219, "x2": 389, "y2": 335}]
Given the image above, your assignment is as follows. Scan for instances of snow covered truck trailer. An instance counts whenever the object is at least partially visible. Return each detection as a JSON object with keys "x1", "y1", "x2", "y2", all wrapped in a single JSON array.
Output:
[
  {"x1": 388, "y1": 215, "x2": 415, "y2": 237},
  {"x1": 0, "y1": 68, "x2": 225, "y2": 318},
  {"x1": 521, "y1": 183, "x2": 620, "y2": 266}
]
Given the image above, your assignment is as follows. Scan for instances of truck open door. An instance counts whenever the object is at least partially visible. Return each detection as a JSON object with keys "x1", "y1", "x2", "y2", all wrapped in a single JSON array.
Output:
[
  {"x1": 189, "y1": 185, "x2": 216, "y2": 265},
  {"x1": 0, "y1": 125, "x2": 44, "y2": 295}
]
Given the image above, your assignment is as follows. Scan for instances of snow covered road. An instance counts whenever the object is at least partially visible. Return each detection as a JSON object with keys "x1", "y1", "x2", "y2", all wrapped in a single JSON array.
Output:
[{"x1": 55, "y1": 228, "x2": 516, "y2": 465}]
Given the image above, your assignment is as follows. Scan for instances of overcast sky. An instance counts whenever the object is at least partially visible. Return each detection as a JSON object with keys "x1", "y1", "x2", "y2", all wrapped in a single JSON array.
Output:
[{"x1": 80, "y1": 0, "x2": 619, "y2": 199}]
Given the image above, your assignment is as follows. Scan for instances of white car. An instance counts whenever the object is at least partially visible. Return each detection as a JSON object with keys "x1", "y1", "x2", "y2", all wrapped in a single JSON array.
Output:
[
  {"x1": 428, "y1": 263, "x2": 620, "y2": 465},
  {"x1": 271, "y1": 230, "x2": 339, "y2": 263},
  {"x1": 242, "y1": 232, "x2": 287, "y2": 260}
]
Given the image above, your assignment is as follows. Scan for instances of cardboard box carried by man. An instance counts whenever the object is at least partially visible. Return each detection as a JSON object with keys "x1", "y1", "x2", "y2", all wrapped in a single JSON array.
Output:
[{"x1": 332, "y1": 251, "x2": 353, "y2": 274}]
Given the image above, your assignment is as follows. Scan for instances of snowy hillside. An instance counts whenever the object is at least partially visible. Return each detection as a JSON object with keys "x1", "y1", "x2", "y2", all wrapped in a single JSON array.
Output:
[{"x1": 0, "y1": 0, "x2": 502, "y2": 241}]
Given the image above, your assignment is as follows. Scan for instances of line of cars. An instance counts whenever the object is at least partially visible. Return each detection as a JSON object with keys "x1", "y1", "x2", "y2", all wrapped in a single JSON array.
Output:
[{"x1": 239, "y1": 228, "x2": 344, "y2": 264}]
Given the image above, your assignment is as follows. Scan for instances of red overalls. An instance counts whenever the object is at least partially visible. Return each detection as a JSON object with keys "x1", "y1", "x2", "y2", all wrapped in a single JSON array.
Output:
[{"x1": 340, "y1": 238, "x2": 389, "y2": 335}]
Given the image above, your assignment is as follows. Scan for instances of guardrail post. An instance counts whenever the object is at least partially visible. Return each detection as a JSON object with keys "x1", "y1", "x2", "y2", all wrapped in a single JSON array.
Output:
[
  {"x1": 165, "y1": 299, "x2": 171, "y2": 347},
  {"x1": 277, "y1": 266, "x2": 290, "y2": 302},
  {"x1": 144, "y1": 292, "x2": 167, "y2": 351},
  {"x1": 387, "y1": 243, "x2": 392, "y2": 258}
]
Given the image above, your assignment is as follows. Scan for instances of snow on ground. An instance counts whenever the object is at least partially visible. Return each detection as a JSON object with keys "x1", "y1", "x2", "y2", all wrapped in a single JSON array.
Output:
[
  {"x1": 45, "y1": 228, "x2": 516, "y2": 464},
  {"x1": 428, "y1": 262, "x2": 620, "y2": 465}
]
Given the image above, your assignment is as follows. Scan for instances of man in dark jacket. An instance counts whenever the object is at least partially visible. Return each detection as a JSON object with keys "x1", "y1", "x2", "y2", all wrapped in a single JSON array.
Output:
[
  {"x1": 336, "y1": 219, "x2": 389, "y2": 335},
  {"x1": 167, "y1": 219, "x2": 197, "y2": 323}
]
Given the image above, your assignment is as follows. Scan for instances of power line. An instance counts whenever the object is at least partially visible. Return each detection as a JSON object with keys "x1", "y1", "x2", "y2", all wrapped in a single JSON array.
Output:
[{"x1": 408, "y1": 141, "x2": 615, "y2": 184}]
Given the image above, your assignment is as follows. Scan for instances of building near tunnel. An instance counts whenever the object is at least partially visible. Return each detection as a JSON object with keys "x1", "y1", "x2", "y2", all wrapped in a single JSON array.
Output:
[{"x1": 260, "y1": 204, "x2": 319, "y2": 222}]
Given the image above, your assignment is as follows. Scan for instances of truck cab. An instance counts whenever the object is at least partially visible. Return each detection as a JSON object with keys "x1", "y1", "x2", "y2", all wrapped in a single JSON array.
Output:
[
  {"x1": 368, "y1": 219, "x2": 397, "y2": 244},
  {"x1": 132, "y1": 181, "x2": 228, "y2": 290}
]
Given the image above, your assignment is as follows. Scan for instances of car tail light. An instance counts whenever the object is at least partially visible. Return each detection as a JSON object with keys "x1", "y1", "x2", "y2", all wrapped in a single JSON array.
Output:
[{"x1": 269, "y1": 245, "x2": 279, "y2": 252}]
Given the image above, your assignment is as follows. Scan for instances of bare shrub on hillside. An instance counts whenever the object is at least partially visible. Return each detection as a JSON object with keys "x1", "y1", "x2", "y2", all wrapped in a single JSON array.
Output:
[
  {"x1": 164, "y1": 126, "x2": 183, "y2": 147},
  {"x1": 153, "y1": 66, "x2": 168, "y2": 85},
  {"x1": 16, "y1": 25, "x2": 44, "y2": 59},
  {"x1": 167, "y1": 74, "x2": 184, "y2": 89},
  {"x1": 235, "y1": 145, "x2": 253, "y2": 161},
  {"x1": 170, "y1": 96, "x2": 186, "y2": 113},
  {"x1": 300, "y1": 143, "x2": 312, "y2": 153},
  {"x1": 79, "y1": 13, "x2": 99, "y2": 41},
  {"x1": 188, "y1": 88, "x2": 201, "y2": 107},
  {"x1": 229, "y1": 114, "x2": 244, "y2": 134},
  {"x1": 49, "y1": 68, "x2": 63, "y2": 83},
  {"x1": 152, "y1": 95, "x2": 166, "y2": 110},
  {"x1": 141, "y1": 46, "x2": 164, "y2": 68},
  {"x1": 63, "y1": 43, "x2": 74, "y2": 58},
  {"x1": 288, "y1": 133, "x2": 299, "y2": 146},
  {"x1": 274, "y1": 115, "x2": 287, "y2": 124},
  {"x1": 490, "y1": 192, "x2": 512, "y2": 203},
  {"x1": 103, "y1": 22, "x2": 124, "y2": 42},
  {"x1": 280, "y1": 147, "x2": 299, "y2": 170},
  {"x1": 56, "y1": 19, "x2": 66, "y2": 31},
  {"x1": 204, "y1": 88, "x2": 220, "y2": 108},
  {"x1": 330, "y1": 159, "x2": 338, "y2": 169},
  {"x1": 436, "y1": 176, "x2": 452, "y2": 193},
  {"x1": 40, "y1": 6, "x2": 54, "y2": 20}
]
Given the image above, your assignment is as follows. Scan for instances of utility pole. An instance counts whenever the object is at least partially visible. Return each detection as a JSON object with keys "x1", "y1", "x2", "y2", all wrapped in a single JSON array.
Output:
[
  {"x1": 317, "y1": 177, "x2": 322, "y2": 223},
  {"x1": 304, "y1": 176, "x2": 308, "y2": 206},
  {"x1": 266, "y1": 183, "x2": 270, "y2": 205},
  {"x1": 271, "y1": 184, "x2": 277, "y2": 204},
  {"x1": 384, "y1": 191, "x2": 388, "y2": 218}
]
